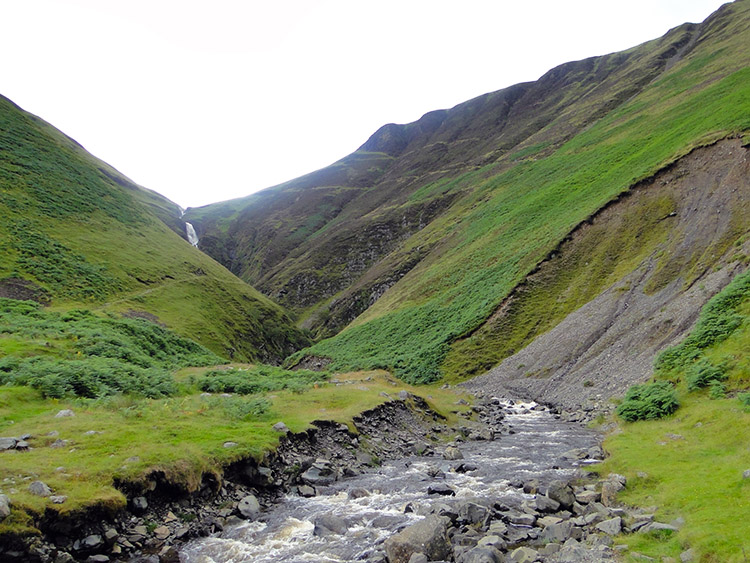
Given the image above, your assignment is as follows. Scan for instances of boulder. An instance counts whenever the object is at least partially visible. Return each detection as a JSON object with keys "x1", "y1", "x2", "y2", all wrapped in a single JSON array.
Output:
[
  {"x1": 0, "y1": 494, "x2": 11, "y2": 519},
  {"x1": 79, "y1": 534, "x2": 104, "y2": 551},
  {"x1": 457, "y1": 546, "x2": 504, "y2": 563},
  {"x1": 408, "y1": 554, "x2": 428, "y2": 563},
  {"x1": 237, "y1": 494, "x2": 260, "y2": 519},
  {"x1": 313, "y1": 514, "x2": 348, "y2": 536},
  {"x1": 427, "y1": 483, "x2": 456, "y2": 496},
  {"x1": 348, "y1": 487, "x2": 370, "y2": 499},
  {"x1": 0, "y1": 437, "x2": 17, "y2": 450},
  {"x1": 680, "y1": 548, "x2": 696, "y2": 562},
  {"x1": 272, "y1": 422, "x2": 289, "y2": 433},
  {"x1": 153, "y1": 526, "x2": 170, "y2": 540},
  {"x1": 457, "y1": 501, "x2": 489, "y2": 525},
  {"x1": 55, "y1": 409, "x2": 75, "y2": 418},
  {"x1": 384, "y1": 515, "x2": 452, "y2": 563},
  {"x1": 50, "y1": 495, "x2": 68, "y2": 504},
  {"x1": 301, "y1": 459, "x2": 336, "y2": 486},
  {"x1": 443, "y1": 446, "x2": 464, "y2": 460},
  {"x1": 298, "y1": 485, "x2": 316, "y2": 497},
  {"x1": 509, "y1": 546, "x2": 539, "y2": 563},
  {"x1": 595, "y1": 516, "x2": 622, "y2": 535},
  {"x1": 546, "y1": 480, "x2": 575, "y2": 510},
  {"x1": 29, "y1": 480, "x2": 52, "y2": 497},
  {"x1": 540, "y1": 521, "x2": 573, "y2": 543},
  {"x1": 131, "y1": 496, "x2": 148, "y2": 513}
]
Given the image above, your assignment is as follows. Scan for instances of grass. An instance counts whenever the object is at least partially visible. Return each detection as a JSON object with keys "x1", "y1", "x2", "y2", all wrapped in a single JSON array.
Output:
[
  {"x1": 300, "y1": 61, "x2": 750, "y2": 382},
  {"x1": 0, "y1": 369, "x2": 470, "y2": 540},
  {"x1": 0, "y1": 94, "x2": 309, "y2": 363},
  {"x1": 600, "y1": 266, "x2": 750, "y2": 561}
]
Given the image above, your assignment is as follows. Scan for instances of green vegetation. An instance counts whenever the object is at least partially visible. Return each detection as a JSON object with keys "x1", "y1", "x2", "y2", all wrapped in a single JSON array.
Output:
[
  {"x1": 0, "y1": 94, "x2": 309, "y2": 362},
  {"x1": 0, "y1": 369, "x2": 470, "y2": 540},
  {"x1": 197, "y1": 365, "x2": 327, "y2": 395},
  {"x1": 615, "y1": 381, "x2": 679, "y2": 422},
  {"x1": 304, "y1": 63, "x2": 750, "y2": 382},
  {"x1": 603, "y1": 266, "x2": 750, "y2": 561}
]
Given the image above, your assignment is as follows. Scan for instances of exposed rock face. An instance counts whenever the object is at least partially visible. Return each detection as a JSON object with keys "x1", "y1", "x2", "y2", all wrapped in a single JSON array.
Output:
[{"x1": 463, "y1": 139, "x2": 750, "y2": 414}]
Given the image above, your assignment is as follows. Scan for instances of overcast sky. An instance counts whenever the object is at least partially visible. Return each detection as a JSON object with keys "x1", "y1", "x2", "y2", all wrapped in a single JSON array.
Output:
[{"x1": 1, "y1": 0, "x2": 729, "y2": 209}]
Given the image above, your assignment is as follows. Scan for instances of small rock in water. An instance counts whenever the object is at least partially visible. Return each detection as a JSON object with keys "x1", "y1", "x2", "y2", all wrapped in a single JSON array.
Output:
[
  {"x1": 237, "y1": 494, "x2": 260, "y2": 519},
  {"x1": 298, "y1": 485, "x2": 316, "y2": 497},
  {"x1": 443, "y1": 445, "x2": 463, "y2": 460},
  {"x1": 313, "y1": 513, "x2": 348, "y2": 536},
  {"x1": 427, "y1": 483, "x2": 456, "y2": 496},
  {"x1": 29, "y1": 480, "x2": 52, "y2": 497},
  {"x1": 55, "y1": 409, "x2": 75, "y2": 418}
]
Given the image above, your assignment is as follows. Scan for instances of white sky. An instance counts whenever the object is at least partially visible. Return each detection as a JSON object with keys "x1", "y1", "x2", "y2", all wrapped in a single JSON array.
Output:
[{"x1": 1, "y1": 0, "x2": 729, "y2": 209}]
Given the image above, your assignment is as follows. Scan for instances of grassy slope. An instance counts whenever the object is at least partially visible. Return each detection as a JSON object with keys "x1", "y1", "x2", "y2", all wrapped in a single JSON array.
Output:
[
  {"x1": 298, "y1": 0, "x2": 750, "y2": 382},
  {"x1": 599, "y1": 270, "x2": 750, "y2": 562},
  {"x1": 0, "y1": 95, "x2": 309, "y2": 362},
  {"x1": 0, "y1": 370, "x2": 470, "y2": 539}
]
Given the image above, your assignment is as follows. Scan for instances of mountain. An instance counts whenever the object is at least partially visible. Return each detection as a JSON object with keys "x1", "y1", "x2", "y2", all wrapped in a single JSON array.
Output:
[
  {"x1": 185, "y1": 0, "x2": 750, "y2": 390},
  {"x1": 0, "y1": 95, "x2": 309, "y2": 362}
]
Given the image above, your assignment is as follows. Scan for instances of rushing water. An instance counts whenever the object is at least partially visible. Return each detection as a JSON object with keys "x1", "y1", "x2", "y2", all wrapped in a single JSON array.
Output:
[
  {"x1": 185, "y1": 222, "x2": 199, "y2": 247},
  {"x1": 180, "y1": 400, "x2": 599, "y2": 563}
]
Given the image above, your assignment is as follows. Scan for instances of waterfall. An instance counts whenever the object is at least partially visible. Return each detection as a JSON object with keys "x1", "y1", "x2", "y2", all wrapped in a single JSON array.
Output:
[{"x1": 185, "y1": 222, "x2": 199, "y2": 247}]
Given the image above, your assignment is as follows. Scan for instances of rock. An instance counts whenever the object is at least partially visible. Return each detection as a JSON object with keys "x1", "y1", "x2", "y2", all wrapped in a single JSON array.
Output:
[
  {"x1": 237, "y1": 494, "x2": 260, "y2": 519},
  {"x1": 313, "y1": 514, "x2": 348, "y2": 536},
  {"x1": 523, "y1": 479, "x2": 539, "y2": 494},
  {"x1": 600, "y1": 480, "x2": 625, "y2": 507},
  {"x1": 0, "y1": 494, "x2": 10, "y2": 519},
  {"x1": 86, "y1": 556, "x2": 110, "y2": 563},
  {"x1": 443, "y1": 445, "x2": 464, "y2": 460},
  {"x1": 554, "y1": 538, "x2": 591, "y2": 562},
  {"x1": 546, "y1": 480, "x2": 575, "y2": 510},
  {"x1": 131, "y1": 496, "x2": 148, "y2": 512},
  {"x1": 0, "y1": 437, "x2": 18, "y2": 450},
  {"x1": 540, "y1": 520, "x2": 573, "y2": 542},
  {"x1": 506, "y1": 510, "x2": 536, "y2": 526},
  {"x1": 50, "y1": 495, "x2": 68, "y2": 504},
  {"x1": 398, "y1": 390, "x2": 410, "y2": 400},
  {"x1": 79, "y1": 534, "x2": 104, "y2": 550},
  {"x1": 743, "y1": 469, "x2": 750, "y2": 480},
  {"x1": 458, "y1": 546, "x2": 504, "y2": 563},
  {"x1": 29, "y1": 480, "x2": 52, "y2": 497},
  {"x1": 509, "y1": 546, "x2": 539, "y2": 563},
  {"x1": 298, "y1": 485, "x2": 316, "y2": 497},
  {"x1": 455, "y1": 462, "x2": 479, "y2": 473},
  {"x1": 528, "y1": 494, "x2": 560, "y2": 513},
  {"x1": 348, "y1": 487, "x2": 370, "y2": 499},
  {"x1": 54, "y1": 553, "x2": 74, "y2": 563},
  {"x1": 50, "y1": 439, "x2": 68, "y2": 448},
  {"x1": 427, "y1": 483, "x2": 456, "y2": 496},
  {"x1": 15, "y1": 440, "x2": 29, "y2": 450},
  {"x1": 408, "y1": 554, "x2": 428, "y2": 563},
  {"x1": 457, "y1": 501, "x2": 489, "y2": 525},
  {"x1": 384, "y1": 515, "x2": 452, "y2": 563},
  {"x1": 574, "y1": 489, "x2": 600, "y2": 504},
  {"x1": 477, "y1": 535, "x2": 505, "y2": 550},
  {"x1": 680, "y1": 548, "x2": 696, "y2": 562},
  {"x1": 638, "y1": 521, "x2": 680, "y2": 534},
  {"x1": 55, "y1": 409, "x2": 75, "y2": 418},
  {"x1": 596, "y1": 516, "x2": 622, "y2": 535},
  {"x1": 153, "y1": 525, "x2": 171, "y2": 540},
  {"x1": 223, "y1": 441, "x2": 238, "y2": 448},
  {"x1": 301, "y1": 460, "x2": 337, "y2": 486},
  {"x1": 272, "y1": 421, "x2": 289, "y2": 433}
]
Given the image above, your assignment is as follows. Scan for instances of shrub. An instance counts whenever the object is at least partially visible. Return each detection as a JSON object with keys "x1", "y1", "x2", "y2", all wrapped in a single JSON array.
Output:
[
  {"x1": 686, "y1": 360, "x2": 728, "y2": 391},
  {"x1": 197, "y1": 365, "x2": 326, "y2": 395},
  {"x1": 616, "y1": 381, "x2": 679, "y2": 422},
  {"x1": 738, "y1": 392, "x2": 750, "y2": 411},
  {"x1": 708, "y1": 380, "x2": 726, "y2": 399}
]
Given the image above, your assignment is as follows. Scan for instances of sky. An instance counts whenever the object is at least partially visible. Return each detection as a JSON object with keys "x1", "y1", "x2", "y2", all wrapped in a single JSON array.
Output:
[{"x1": 1, "y1": 0, "x2": 730, "y2": 209}]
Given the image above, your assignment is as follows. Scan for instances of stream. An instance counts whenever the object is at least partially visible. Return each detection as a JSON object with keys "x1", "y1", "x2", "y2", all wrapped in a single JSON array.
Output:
[{"x1": 179, "y1": 399, "x2": 600, "y2": 563}]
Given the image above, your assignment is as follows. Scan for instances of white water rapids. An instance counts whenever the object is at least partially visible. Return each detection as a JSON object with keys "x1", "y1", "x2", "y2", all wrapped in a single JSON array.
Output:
[{"x1": 179, "y1": 400, "x2": 600, "y2": 563}]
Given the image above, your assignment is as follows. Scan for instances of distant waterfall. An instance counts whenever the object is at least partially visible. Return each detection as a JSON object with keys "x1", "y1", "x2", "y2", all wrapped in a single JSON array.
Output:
[{"x1": 185, "y1": 222, "x2": 199, "y2": 247}]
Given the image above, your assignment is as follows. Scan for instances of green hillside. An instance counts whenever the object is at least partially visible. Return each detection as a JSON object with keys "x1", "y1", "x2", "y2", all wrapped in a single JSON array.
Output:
[
  {"x1": 290, "y1": 0, "x2": 750, "y2": 381},
  {"x1": 0, "y1": 95, "x2": 309, "y2": 362}
]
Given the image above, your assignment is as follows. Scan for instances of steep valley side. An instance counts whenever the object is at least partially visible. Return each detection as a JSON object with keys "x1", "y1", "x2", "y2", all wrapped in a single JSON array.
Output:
[{"x1": 459, "y1": 138, "x2": 750, "y2": 411}]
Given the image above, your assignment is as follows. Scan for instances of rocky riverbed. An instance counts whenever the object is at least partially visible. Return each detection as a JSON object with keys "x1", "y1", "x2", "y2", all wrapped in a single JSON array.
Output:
[{"x1": 3, "y1": 394, "x2": 677, "y2": 563}]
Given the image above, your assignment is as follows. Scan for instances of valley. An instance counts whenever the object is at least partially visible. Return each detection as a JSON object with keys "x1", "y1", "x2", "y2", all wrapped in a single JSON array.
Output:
[{"x1": 1, "y1": 1, "x2": 750, "y2": 561}]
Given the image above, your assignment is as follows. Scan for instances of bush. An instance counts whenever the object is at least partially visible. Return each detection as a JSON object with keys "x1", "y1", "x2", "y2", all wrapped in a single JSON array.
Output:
[
  {"x1": 617, "y1": 381, "x2": 679, "y2": 422},
  {"x1": 686, "y1": 360, "x2": 728, "y2": 391},
  {"x1": 708, "y1": 380, "x2": 726, "y2": 399},
  {"x1": 738, "y1": 392, "x2": 750, "y2": 411},
  {"x1": 197, "y1": 365, "x2": 326, "y2": 395}
]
